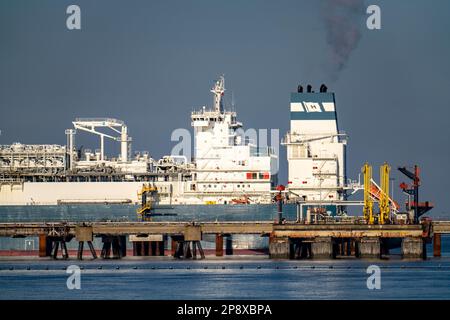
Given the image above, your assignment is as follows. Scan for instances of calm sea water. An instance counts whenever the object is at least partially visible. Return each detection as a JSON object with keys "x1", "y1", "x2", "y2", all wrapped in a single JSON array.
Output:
[
  {"x1": 0, "y1": 205, "x2": 449, "y2": 300},
  {"x1": 1, "y1": 258, "x2": 450, "y2": 300}
]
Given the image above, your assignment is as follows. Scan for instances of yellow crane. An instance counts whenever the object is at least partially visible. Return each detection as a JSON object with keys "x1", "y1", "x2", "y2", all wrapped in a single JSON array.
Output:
[
  {"x1": 362, "y1": 163, "x2": 374, "y2": 224},
  {"x1": 379, "y1": 162, "x2": 391, "y2": 224}
]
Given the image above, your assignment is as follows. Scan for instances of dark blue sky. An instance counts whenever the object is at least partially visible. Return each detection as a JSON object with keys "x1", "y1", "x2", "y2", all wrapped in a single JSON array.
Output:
[{"x1": 1, "y1": 0, "x2": 449, "y2": 215}]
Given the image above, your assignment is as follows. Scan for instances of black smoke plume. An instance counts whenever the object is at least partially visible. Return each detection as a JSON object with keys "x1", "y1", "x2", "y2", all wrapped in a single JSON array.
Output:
[{"x1": 321, "y1": 0, "x2": 365, "y2": 80}]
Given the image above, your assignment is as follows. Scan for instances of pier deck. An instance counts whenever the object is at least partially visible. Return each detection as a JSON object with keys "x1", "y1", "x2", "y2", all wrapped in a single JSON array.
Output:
[
  {"x1": 0, "y1": 221, "x2": 428, "y2": 238},
  {"x1": 0, "y1": 220, "x2": 448, "y2": 260}
]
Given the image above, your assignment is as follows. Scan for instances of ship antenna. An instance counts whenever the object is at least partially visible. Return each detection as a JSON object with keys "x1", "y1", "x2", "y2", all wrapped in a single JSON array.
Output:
[
  {"x1": 211, "y1": 75, "x2": 225, "y2": 113},
  {"x1": 231, "y1": 90, "x2": 235, "y2": 110}
]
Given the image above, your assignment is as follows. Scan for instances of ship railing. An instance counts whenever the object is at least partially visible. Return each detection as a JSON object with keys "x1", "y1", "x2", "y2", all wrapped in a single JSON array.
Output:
[
  {"x1": 74, "y1": 118, "x2": 124, "y2": 125},
  {"x1": 249, "y1": 146, "x2": 275, "y2": 157},
  {"x1": 282, "y1": 131, "x2": 347, "y2": 144},
  {"x1": 0, "y1": 177, "x2": 24, "y2": 184}
]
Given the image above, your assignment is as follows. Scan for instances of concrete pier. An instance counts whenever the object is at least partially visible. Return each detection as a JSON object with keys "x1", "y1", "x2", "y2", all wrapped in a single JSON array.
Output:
[
  {"x1": 402, "y1": 237, "x2": 425, "y2": 259},
  {"x1": 311, "y1": 237, "x2": 333, "y2": 259},
  {"x1": 1, "y1": 220, "x2": 444, "y2": 260},
  {"x1": 358, "y1": 237, "x2": 380, "y2": 259},
  {"x1": 269, "y1": 236, "x2": 290, "y2": 259},
  {"x1": 130, "y1": 234, "x2": 165, "y2": 257}
]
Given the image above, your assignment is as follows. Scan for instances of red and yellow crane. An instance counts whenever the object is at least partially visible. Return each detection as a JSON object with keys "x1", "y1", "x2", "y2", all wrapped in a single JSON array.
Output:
[{"x1": 362, "y1": 162, "x2": 397, "y2": 224}]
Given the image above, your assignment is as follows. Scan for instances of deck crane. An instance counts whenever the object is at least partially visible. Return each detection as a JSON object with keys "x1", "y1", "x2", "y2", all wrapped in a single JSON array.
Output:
[{"x1": 72, "y1": 118, "x2": 131, "y2": 162}]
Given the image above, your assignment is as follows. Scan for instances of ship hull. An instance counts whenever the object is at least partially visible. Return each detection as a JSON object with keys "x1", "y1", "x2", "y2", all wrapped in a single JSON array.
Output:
[{"x1": 0, "y1": 181, "x2": 273, "y2": 206}]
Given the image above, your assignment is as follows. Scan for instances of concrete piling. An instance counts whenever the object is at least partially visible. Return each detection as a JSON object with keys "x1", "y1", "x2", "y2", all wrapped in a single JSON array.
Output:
[
  {"x1": 269, "y1": 236, "x2": 290, "y2": 259},
  {"x1": 311, "y1": 237, "x2": 333, "y2": 259},
  {"x1": 358, "y1": 237, "x2": 381, "y2": 259},
  {"x1": 402, "y1": 237, "x2": 425, "y2": 259},
  {"x1": 333, "y1": 238, "x2": 353, "y2": 257}
]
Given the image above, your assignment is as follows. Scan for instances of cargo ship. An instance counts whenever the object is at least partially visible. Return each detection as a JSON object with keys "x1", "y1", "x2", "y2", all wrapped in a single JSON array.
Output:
[{"x1": 0, "y1": 76, "x2": 279, "y2": 206}]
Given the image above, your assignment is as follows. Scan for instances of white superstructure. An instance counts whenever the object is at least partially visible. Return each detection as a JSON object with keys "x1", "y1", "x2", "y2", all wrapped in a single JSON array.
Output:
[
  {"x1": 0, "y1": 75, "x2": 277, "y2": 206},
  {"x1": 283, "y1": 85, "x2": 347, "y2": 204},
  {"x1": 190, "y1": 76, "x2": 277, "y2": 204}
]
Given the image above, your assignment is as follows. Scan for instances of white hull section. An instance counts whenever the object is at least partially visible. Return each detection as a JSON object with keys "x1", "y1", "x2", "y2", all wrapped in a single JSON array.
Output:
[{"x1": 0, "y1": 181, "x2": 273, "y2": 206}]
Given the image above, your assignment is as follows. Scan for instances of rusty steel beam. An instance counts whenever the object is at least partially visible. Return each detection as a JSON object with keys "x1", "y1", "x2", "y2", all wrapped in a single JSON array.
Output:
[
  {"x1": 433, "y1": 233, "x2": 441, "y2": 257},
  {"x1": 0, "y1": 221, "x2": 445, "y2": 240},
  {"x1": 431, "y1": 221, "x2": 450, "y2": 234},
  {"x1": 273, "y1": 229, "x2": 424, "y2": 238},
  {"x1": 201, "y1": 222, "x2": 273, "y2": 234}
]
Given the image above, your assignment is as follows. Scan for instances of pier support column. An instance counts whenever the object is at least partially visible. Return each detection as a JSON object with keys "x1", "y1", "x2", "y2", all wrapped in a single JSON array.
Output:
[
  {"x1": 49, "y1": 237, "x2": 70, "y2": 260},
  {"x1": 150, "y1": 241, "x2": 157, "y2": 256},
  {"x1": 142, "y1": 241, "x2": 149, "y2": 256},
  {"x1": 100, "y1": 236, "x2": 125, "y2": 259},
  {"x1": 77, "y1": 241, "x2": 84, "y2": 260},
  {"x1": 433, "y1": 233, "x2": 441, "y2": 257},
  {"x1": 225, "y1": 235, "x2": 233, "y2": 255},
  {"x1": 380, "y1": 238, "x2": 390, "y2": 257},
  {"x1": 100, "y1": 237, "x2": 112, "y2": 259},
  {"x1": 215, "y1": 234, "x2": 224, "y2": 257},
  {"x1": 292, "y1": 240, "x2": 311, "y2": 259},
  {"x1": 157, "y1": 240, "x2": 165, "y2": 256},
  {"x1": 133, "y1": 241, "x2": 141, "y2": 256},
  {"x1": 269, "y1": 236, "x2": 290, "y2": 259},
  {"x1": 111, "y1": 237, "x2": 120, "y2": 259},
  {"x1": 358, "y1": 237, "x2": 381, "y2": 259},
  {"x1": 171, "y1": 238, "x2": 178, "y2": 257},
  {"x1": 87, "y1": 241, "x2": 97, "y2": 259},
  {"x1": 120, "y1": 236, "x2": 127, "y2": 257},
  {"x1": 402, "y1": 237, "x2": 425, "y2": 259},
  {"x1": 311, "y1": 237, "x2": 333, "y2": 259},
  {"x1": 180, "y1": 226, "x2": 204, "y2": 259},
  {"x1": 75, "y1": 226, "x2": 96, "y2": 260},
  {"x1": 38, "y1": 234, "x2": 51, "y2": 257}
]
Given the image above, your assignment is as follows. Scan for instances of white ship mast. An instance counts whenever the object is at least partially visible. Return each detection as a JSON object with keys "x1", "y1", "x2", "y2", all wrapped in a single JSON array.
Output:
[{"x1": 211, "y1": 75, "x2": 225, "y2": 113}]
